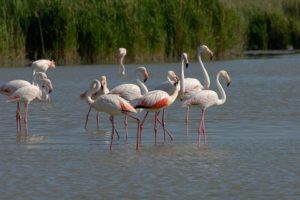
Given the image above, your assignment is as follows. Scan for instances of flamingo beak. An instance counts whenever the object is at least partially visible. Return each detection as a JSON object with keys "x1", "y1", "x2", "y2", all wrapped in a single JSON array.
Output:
[
  {"x1": 209, "y1": 51, "x2": 214, "y2": 60},
  {"x1": 227, "y1": 81, "x2": 231, "y2": 87},
  {"x1": 174, "y1": 76, "x2": 179, "y2": 86},
  {"x1": 185, "y1": 63, "x2": 189, "y2": 69},
  {"x1": 144, "y1": 72, "x2": 149, "y2": 83}
]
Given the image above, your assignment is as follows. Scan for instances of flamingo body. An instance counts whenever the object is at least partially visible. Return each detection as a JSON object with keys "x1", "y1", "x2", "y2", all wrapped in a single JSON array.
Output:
[{"x1": 32, "y1": 59, "x2": 55, "y2": 76}]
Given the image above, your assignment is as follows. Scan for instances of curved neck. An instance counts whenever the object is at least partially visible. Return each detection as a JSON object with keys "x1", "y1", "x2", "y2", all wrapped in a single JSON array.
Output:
[
  {"x1": 135, "y1": 71, "x2": 148, "y2": 95},
  {"x1": 120, "y1": 56, "x2": 125, "y2": 75},
  {"x1": 179, "y1": 58, "x2": 185, "y2": 98},
  {"x1": 198, "y1": 53, "x2": 210, "y2": 89},
  {"x1": 216, "y1": 72, "x2": 226, "y2": 105},
  {"x1": 86, "y1": 80, "x2": 101, "y2": 105}
]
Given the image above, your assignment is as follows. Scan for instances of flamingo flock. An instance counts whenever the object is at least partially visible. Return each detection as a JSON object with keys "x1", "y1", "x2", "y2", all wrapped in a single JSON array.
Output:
[{"x1": 1, "y1": 45, "x2": 231, "y2": 150}]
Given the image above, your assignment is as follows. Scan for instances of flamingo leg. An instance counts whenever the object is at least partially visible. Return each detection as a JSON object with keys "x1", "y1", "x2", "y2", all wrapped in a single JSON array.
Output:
[
  {"x1": 16, "y1": 102, "x2": 22, "y2": 133},
  {"x1": 84, "y1": 106, "x2": 92, "y2": 129},
  {"x1": 156, "y1": 118, "x2": 173, "y2": 141},
  {"x1": 154, "y1": 112, "x2": 159, "y2": 144},
  {"x1": 24, "y1": 103, "x2": 29, "y2": 135},
  {"x1": 124, "y1": 115, "x2": 128, "y2": 143},
  {"x1": 186, "y1": 107, "x2": 189, "y2": 135},
  {"x1": 124, "y1": 113, "x2": 140, "y2": 151},
  {"x1": 202, "y1": 109, "x2": 207, "y2": 144},
  {"x1": 96, "y1": 112, "x2": 100, "y2": 129},
  {"x1": 139, "y1": 111, "x2": 149, "y2": 145},
  {"x1": 109, "y1": 116, "x2": 115, "y2": 150},
  {"x1": 162, "y1": 109, "x2": 166, "y2": 143}
]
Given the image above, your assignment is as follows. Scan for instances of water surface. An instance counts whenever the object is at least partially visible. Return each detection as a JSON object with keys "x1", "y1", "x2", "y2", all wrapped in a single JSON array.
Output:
[{"x1": 0, "y1": 55, "x2": 299, "y2": 199}]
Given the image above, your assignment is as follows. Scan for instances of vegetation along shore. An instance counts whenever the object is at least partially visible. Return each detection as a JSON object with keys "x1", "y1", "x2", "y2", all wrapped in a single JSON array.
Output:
[{"x1": 1, "y1": 0, "x2": 300, "y2": 67}]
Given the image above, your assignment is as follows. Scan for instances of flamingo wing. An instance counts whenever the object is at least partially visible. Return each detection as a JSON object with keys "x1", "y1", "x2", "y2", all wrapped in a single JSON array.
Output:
[
  {"x1": 135, "y1": 90, "x2": 170, "y2": 110},
  {"x1": 109, "y1": 84, "x2": 141, "y2": 101}
]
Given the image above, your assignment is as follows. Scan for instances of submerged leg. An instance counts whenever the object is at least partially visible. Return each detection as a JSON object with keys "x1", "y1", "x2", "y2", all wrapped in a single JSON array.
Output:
[
  {"x1": 24, "y1": 103, "x2": 29, "y2": 135},
  {"x1": 16, "y1": 102, "x2": 22, "y2": 133},
  {"x1": 96, "y1": 112, "x2": 100, "y2": 129}
]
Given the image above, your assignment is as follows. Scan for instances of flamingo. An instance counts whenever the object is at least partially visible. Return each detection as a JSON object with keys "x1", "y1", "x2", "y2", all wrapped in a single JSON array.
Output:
[
  {"x1": 5, "y1": 78, "x2": 53, "y2": 133},
  {"x1": 134, "y1": 75, "x2": 180, "y2": 145},
  {"x1": 81, "y1": 79, "x2": 140, "y2": 150},
  {"x1": 154, "y1": 70, "x2": 179, "y2": 95},
  {"x1": 178, "y1": 45, "x2": 214, "y2": 132},
  {"x1": 181, "y1": 70, "x2": 231, "y2": 145},
  {"x1": 118, "y1": 48, "x2": 127, "y2": 76},
  {"x1": 109, "y1": 66, "x2": 148, "y2": 139},
  {"x1": 1, "y1": 73, "x2": 53, "y2": 131},
  {"x1": 81, "y1": 76, "x2": 109, "y2": 128},
  {"x1": 32, "y1": 59, "x2": 55, "y2": 77}
]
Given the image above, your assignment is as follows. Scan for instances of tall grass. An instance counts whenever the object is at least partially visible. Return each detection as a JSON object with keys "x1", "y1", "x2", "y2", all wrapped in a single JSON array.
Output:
[{"x1": 0, "y1": 0, "x2": 300, "y2": 66}]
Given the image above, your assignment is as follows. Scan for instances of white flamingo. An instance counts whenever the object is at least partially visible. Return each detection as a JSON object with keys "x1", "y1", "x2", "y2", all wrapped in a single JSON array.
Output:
[
  {"x1": 81, "y1": 79, "x2": 140, "y2": 150},
  {"x1": 32, "y1": 59, "x2": 55, "y2": 77},
  {"x1": 5, "y1": 79, "x2": 53, "y2": 133},
  {"x1": 81, "y1": 76, "x2": 109, "y2": 128},
  {"x1": 134, "y1": 77, "x2": 180, "y2": 145},
  {"x1": 109, "y1": 66, "x2": 148, "y2": 139},
  {"x1": 118, "y1": 48, "x2": 127, "y2": 76},
  {"x1": 179, "y1": 45, "x2": 214, "y2": 132},
  {"x1": 1, "y1": 73, "x2": 53, "y2": 131},
  {"x1": 181, "y1": 70, "x2": 231, "y2": 145}
]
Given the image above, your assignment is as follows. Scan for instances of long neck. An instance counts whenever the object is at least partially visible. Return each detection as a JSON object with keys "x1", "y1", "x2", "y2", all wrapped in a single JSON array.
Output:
[
  {"x1": 86, "y1": 80, "x2": 101, "y2": 105},
  {"x1": 120, "y1": 56, "x2": 125, "y2": 75},
  {"x1": 135, "y1": 72, "x2": 148, "y2": 95},
  {"x1": 198, "y1": 53, "x2": 210, "y2": 89},
  {"x1": 179, "y1": 59, "x2": 185, "y2": 98},
  {"x1": 170, "y1": 83, "x2": 180, "y2": 103},
  {"x1": 216, "y1": 72, "x2": 226, "y2": 105}
]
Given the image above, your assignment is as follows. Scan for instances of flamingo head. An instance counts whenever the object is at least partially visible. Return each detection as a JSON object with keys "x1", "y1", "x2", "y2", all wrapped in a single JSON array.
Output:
[
  {"x1": 167, "y1": 70, "x2": 179, "y2": 84},
  {"x1": 118, "y1": 47, "x2": 127, "y2": 57},
  {"x1": 49, "y1": 60, "x2": 56, "y2": 68},
  {"x1": 136, "y1": 66, "x2": 149, "y2": 82},
  {"x1": 41, "y1": 78, "x2": 53, "y2": 94},
  {"x1": 182, "y1": 52, "x2": 189, "y2": 68},
  {"x1": 220, "y1": 70, "x2": 231, "y2": 87},
  {"x1": 198, "y1": 45, "x2": 214, "y2": 60},
  {"x1": 100, "y1": 75, "x2": 109, "y2": 93}
]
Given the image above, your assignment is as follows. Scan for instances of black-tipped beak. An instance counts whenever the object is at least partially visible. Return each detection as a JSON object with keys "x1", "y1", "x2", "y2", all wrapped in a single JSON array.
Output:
[
  {"x1": 227, "y1": 82, "x2": 231, "y2": 87},
  {"x1": 185, "y1": 63, "x2": 189, "y2": 69},
  {"x1": 210, "y1": 56, "x2": 213, "y2": 60},
  {"x1": 144, "y1": 77, "x2": 148, "y2": 83},
  {"x1": 49, "y1": 89, "x2": 52, "y2": 94}
]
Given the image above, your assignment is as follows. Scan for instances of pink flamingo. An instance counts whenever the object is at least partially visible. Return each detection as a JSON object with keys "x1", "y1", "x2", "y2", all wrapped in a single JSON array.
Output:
[
  {"x1": 181, "y1": 70, "x2": 231, "y2": 145},
  {"x1": 1, "y1": 73, "x2": 52, "y2": 132},
  {"x1": 134, "y1": 75, "x2": 180, "y2": 145},
  {"x1": 81, "y1": 76, "x2": 109, "y2": 128},
  {"x1": 81, "y1": 79, "x2": 140, "y2": 150},
  {"x1": 5, "y1": 78, "x2": 53, "y2": 133},
  {"x1": 154, "y1": 70, "x2": 179, "y2": 95},
  {"x1": 118, "y1": 48, "x2": 127, "y2": 76},
  {"x1": 109, "y1": 66, "x2": 148, "y2": 139},
  {"x1": 178, "y1": 45, "x2": 214, "y2": 132}
]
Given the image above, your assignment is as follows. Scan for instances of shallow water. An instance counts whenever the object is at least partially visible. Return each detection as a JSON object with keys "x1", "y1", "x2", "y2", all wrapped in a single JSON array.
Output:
[{"x1": 0, "y1": 54, "x2": 300, "y2": 199}]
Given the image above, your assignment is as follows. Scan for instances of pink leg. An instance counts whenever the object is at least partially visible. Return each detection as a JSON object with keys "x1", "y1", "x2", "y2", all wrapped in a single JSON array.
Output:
[
  {"x1": 84, "y1": 106, "x2": 92, "y2": 129},
  {"x1": 16, "y1": 102, "x2": 21, "y2": 133},
  {"x1": 124, "y1": 115, "x2": 128, "y2": 143},
  {"x1": 154, "y1": 112, "x2": 160, "y2": 144},
  {"x1": 161, "y1": 109, "x2": 166, "y2": 143},
  {"x1": 186, "y1": 107, "x2": 189, "y2": 135},
  {"x1": 109, "y1": 116, "x2": 115, "y2": 150},
  {"x1": 139, "y1": 112, "x2": 149, "y2": 145},
  {"x1": 24, "y1": 103, "x2": 29, "y2": 135},
  {"x1": 124, "y1": 113, "x2": 140, "y2": 151},
  {"x1": 156, "y1": 118, "x2": 173, "y2": 141},
  {"x1": 202, "y1": 109, "x2": 207, "y2": 144}
]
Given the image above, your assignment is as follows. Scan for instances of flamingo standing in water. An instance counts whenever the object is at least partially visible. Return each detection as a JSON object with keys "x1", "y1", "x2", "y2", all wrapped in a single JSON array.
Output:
[
  {"x1": 81, "y1": 79, "x2": 140, "y2": 150},
  {"x1": 154, "y1": 70, "x2": 179, "y2": 95},
  {"x1": 32, "y1": 59, "x2": 56, "y2": 77},
  {"x1": 118, "y1": 48, "x2": 127, "y2": 76},
  {"x1": 109, "y1": 66, "x2": 148, "y2": 139},
  {"x1": 5, "y1": 78, "x2": 53, "y2": 133},
  {"x1": 81, "y1": 76, "x2": 109, "y2": 128},
  {"x1": 181, "y1": 70, "x2": 231, "y2": 145},
  {"x1": 1, "y1": 73, "x2": 53, "y2": 132},
  {"x1": 134, "y1": 72, "x2": 180, "y2": 145},
  {"x1": 178, "y1": 45, "x2": 214, "y2": 132}
]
